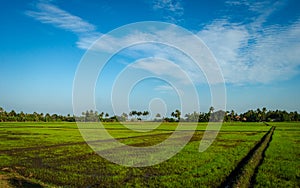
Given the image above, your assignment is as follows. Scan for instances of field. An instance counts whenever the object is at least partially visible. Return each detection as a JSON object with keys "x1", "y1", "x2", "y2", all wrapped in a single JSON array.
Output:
[{"x1": 0, "y1": 122, "x2": 299, "y2": 187}]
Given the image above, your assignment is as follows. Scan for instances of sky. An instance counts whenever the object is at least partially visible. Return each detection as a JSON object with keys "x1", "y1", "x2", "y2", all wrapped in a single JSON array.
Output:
[{"x1": 1, "y1": 0, "x2": 300, "y2": 116}]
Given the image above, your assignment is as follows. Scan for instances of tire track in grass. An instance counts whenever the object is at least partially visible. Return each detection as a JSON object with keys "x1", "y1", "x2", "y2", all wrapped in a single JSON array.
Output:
[
  {"x1": 219, "y1": 126, "x2": 275, "y2": 188},
  {"x1": 249, "y1": 126, "x2": 275, "y2": 187}
]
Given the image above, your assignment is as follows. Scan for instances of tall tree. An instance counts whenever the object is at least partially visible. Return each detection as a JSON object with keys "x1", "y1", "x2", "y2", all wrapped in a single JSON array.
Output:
[
  {"x1": 121, "y1": 113, "x2": 128, "y2": 121},
  {"x1": 171, "y1": 109, "x2": 181, "y2": 121},
  {"x1": 142, "y1": 111, "x2": 149, "y2": 120},
  {"x1": 209, "y1": 106, "x2": 215, "y2": 113},
  {"x1": 262, "y1": 107, "x2": 267, "y2": 121}
]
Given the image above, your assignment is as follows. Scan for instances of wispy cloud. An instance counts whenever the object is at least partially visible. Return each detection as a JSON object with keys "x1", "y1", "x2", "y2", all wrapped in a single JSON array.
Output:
[
  {"x1": 25, "y1": 2, "x2": 207, "y2": 86},
  {"x1": 225, "y1": 0, "x2": 286, "y2": 29},
  {"x1": 225, "y1": 0, "x2": 282, "y2": 14},
  {"x1": 26, "y1": 1, "x2": 101, "y2": 49},
  {"x1": 154, "y1": 85, "x2": 174, "y2": 91},
  {"x1": 154, "y1": 85, "x2": 184, "y2": 96},
  {"x1": 76, "y1": 33, "x2": 100, "y2": 50},
  {"x1": 26, "y1": 1, "x2": 300, "y2": 85},
  {"x1": 131, "y1": 58, "x2": 193, "y2": 85},
  {"x1": 225, "y1": 0, "x2": 268, "y2": 12},
  {"x1": 83, "y1": 25, "x2": 222, "y2": 85},
  {"x1": 198, "y1": 1, "x2": 300, "y2": 84},
  {"x1": 151, "y1": 0, "x2": 184, "y2": 23}
]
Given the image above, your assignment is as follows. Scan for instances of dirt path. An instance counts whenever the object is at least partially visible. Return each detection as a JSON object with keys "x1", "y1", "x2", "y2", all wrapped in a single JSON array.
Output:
[{"x1": 219, "y1": 126, "x2": 275, "y2": 188}]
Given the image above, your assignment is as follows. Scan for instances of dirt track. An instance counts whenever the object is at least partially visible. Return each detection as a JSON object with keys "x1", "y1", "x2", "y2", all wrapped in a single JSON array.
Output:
[{"x1": 219, "y1": 126, "x2": 275, "y2": 188}]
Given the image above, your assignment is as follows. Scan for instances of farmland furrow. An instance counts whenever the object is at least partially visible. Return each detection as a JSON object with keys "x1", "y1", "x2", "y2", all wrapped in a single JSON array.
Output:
[{"x1": 219, "y1": 126, "x2": 275, "y2": 188}]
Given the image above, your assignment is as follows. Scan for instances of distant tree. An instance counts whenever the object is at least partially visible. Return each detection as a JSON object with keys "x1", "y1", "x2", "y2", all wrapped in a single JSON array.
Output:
[
  {"x1": 45, "y1": 113, "x2": 51, "y2": 122},
  {"x1": 129, "y1": 110, "x2": 137, "y2": 120},
  {"x1": 210, "y1": 110, "x2": 225, "y2": 122},
  {"x1": 121, "y1": 113, "x2": 128, "y2": 121},
  {"x1": 142, "y1": 111, "x2": 149, "y2": 116},
  {"x1": 8, "y1": 110, "x2": 17, "y2": 121},
  {"x1": 19, "y1": 111, "x2": 26, "y2": 122},
  {"x1": 164, "y1": 117, "x2": 175, "y2": 122},
  {"x1": 51, "y1": 114, "x2": 58, "y2": 122},
  {"x1": 243, "y1": 110, "x2": 257, "y2": 122},
  {"x1": 0, "y1": 106, "x2": 299, "y2": 123},
  {"x1": 230, "y1": 110, "x2": 236, "y2": 121},
  {"x1": 171, "y1": 109, "x2": 181, "y2": 122},
  {"x1": 185, "y1": 111, "x2": 200, "y2": 122},
  {"x1": 198, "y1": 112, "x2": 207, "y2": 122},
  {"x1": 154, "y1": 113, "x2": 162, "y2": 121},
  {"x1": 262, "y1": 107, "x2": 267, "y2": 121},
  {"x1": 99, "y1": 112, "x2": 104, "y2": 121},
  {"x1": 256, "y1": 108, "x2": 262, "y2": 121},
  {"x1": 137, "y1": 111, "x2": 142, "y2": 117},
  {"x1": 142, "y1": 111, "x2": 149, "y2": 120},
  {"x1": 291, "y1": 111, "x2": 299, "y2": 121}
]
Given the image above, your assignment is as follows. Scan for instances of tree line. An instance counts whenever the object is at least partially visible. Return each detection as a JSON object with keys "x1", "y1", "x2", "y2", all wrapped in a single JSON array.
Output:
[{"x1": 0, "y1": 106, "x2": 299, "y2": 122}]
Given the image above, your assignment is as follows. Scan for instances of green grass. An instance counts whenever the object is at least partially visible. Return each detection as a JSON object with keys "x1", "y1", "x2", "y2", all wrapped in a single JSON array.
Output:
[
  {"x1": 0, "y1": 122, "x2": 298, "y2": 187},
  {"x1": 254, "y1": 122, "x2": 300, "y2": 187}
]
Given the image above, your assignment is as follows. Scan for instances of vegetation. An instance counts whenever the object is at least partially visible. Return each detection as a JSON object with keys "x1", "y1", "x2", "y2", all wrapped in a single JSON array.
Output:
[
  {"x1": 0, "y1": 106, "x2": 299, "y2": 123},
  {"x1": 0, "y1": 122, "x2": 299, "y2": 187},
  {"x1": 254, "y1": 123, "x2": 300, "y2": 187}
]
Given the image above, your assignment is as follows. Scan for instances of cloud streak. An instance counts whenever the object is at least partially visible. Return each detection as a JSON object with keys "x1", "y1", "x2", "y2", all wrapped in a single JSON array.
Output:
[{"x1": 26, "y1": 1, "x2": 101, "y2": 49}]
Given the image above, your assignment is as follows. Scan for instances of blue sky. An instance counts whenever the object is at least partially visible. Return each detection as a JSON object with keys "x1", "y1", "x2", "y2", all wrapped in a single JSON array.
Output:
[{"x1": 1, "y1": 0, "x2": 300, "y2": 115}]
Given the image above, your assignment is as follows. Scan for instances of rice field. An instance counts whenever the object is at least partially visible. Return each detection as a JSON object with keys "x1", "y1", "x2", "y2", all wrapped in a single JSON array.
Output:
[{"x1": 0, "y1": 122, "x2": 298, "y2": 187}]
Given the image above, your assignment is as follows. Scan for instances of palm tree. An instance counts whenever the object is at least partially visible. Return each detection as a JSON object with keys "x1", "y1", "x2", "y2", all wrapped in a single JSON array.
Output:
[
  {"x1": 45, "y1": 113, "x2": 51, "y2": 122},
  {"x1": 262, "y1": 107, "x2": 267, "y2": 121},
  {"x1": 121, "y1": 113, "x2": 128, "y2": 121},
  {"x1": 129, "y1": 110, "x2": 137, "y2": 118},
  {"x1": 257, "y1": 108, "x2": 262, "y2": 121},
  {"x1": 142, "y1": 111, "x2": 149, "y2": 119},
  {"x1": 155, "y1": 113, "x2": 161, "y2": 121},
  {"x1": 99, "y1": 112, "x2": 104, "y2": 121},
  {"x1": 136, "y1": 111, "x2": 142, "y2": 121},
  {"x1": 209, "y1": 106, "x2": 214, "y2": 113},
  {"x1": 171, "y1": 109, "x2": 181, "y2": 121},
  {"x1": 230, "y1": 110, "x2": 235, "y2": 121}
]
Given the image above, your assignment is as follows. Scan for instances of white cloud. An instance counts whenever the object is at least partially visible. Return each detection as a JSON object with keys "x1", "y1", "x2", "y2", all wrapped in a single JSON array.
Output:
[
  {"x1": 151, "y1": 0, "x2": 184, "y2": 23},
  {"x1": 26, "y1": 2, "x2": 95, "y2": 33},
  {"x1": 85, "y1": 24, "x2": 222, "y2": 85},
  {"x1": 76, "y1": 33, "x2": 101, "y2": 50},
  {"x1": 26, "y1": 3, "x2": 213, "y2": 85},
  {"x1": 26, "y1": 1, "x2": 300, "y2": 85},
  {"x1": 154, "y1": 85, "x2": 184, "y2": 97},
  {"x1": 225, "y1": 0, "x2": 267, "y2": 12},
  {"x1": 198, "y1": 4, "x2": 300, "y2": 84},
  {"x1": 225, "y1": 0, "x2": 286, "y2": 30},
  {"x1": 154, "y1": 85, "x2": 174, "y2": 91},
  {"x1": 26, "y1": 1, "x2": 101, "y2": 49},
  {"x1": 131, "y1": 58, "x2": 193, "y2": 85},
  {"x1": 153, "y1": 0, "x2": 183, "y2": 12}
]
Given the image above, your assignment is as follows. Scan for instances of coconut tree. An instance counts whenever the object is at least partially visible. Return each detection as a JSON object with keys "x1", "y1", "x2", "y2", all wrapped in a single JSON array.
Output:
[{"x1": 171, "y1": 109, "x2": 181, "y2": 122}]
